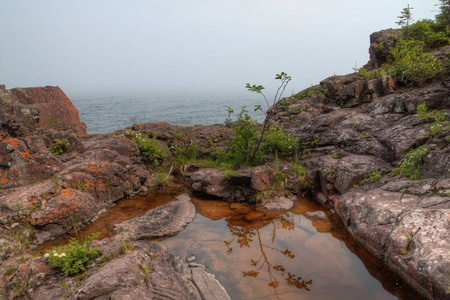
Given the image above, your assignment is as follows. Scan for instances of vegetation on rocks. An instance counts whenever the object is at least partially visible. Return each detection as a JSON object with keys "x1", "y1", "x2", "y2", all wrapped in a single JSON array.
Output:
[
  {"x1": 45, "y1": 233, "x2": 99, "y2": 275},
  {"x1": 417, "y1": 102, "x2": 449, "y2": 137},
  {"x1": 391, "y1": 145, "x2": 427, "y2": 180},
  {"x1": 128, "y1": 131, "x2": 167, "y2": 166},
  {"x1": 48, "y1": 138, "x2": 70, "y2": 156}
]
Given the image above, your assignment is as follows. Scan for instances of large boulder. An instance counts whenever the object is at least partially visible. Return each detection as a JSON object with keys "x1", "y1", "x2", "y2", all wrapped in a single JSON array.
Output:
[{"x1": 0, "y1": 86, "x2": 86, "y2": 136}]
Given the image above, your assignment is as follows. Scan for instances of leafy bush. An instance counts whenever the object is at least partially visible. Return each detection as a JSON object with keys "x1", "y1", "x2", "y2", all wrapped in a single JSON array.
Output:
[
  {"x1": 391, "y1": 145, "x2": 427, "y2": 180},
  {"x1": 417, "y1": 102, "x2": 449, "y2": 137},
  {"x1": 384, "y1": 40, "x2": 445, "y2": 85},
  {"x1": 355, "y1": 67, "x2": 385, "y2": 80},
  {"x1": 171, "y1": 142, "x2": 200, "y2": 165},
  {"x1": 295, "y1": 85, "x2": 326, "y2": 100},
  {"x1": 360, "y1": 170, "x2": 384, "y2": 185},
  {"x1": 49, "y1": 138, "x2": 70, "y2": 156},
  {"x1": 403, "y1": 20, "x2": 449, "y2": 49},
  {"x1": 132, "y1": 133, "x2": 167, "y2": 166},
  {"x1": 263, "y1": 125, "x2": 298, "y2": 158},
  {"x1": 222, "y1": 107, "x2": 260, "y2": 168},
  {"x1": 45, "y1": 233, "x2": 99, "y2": 275}
]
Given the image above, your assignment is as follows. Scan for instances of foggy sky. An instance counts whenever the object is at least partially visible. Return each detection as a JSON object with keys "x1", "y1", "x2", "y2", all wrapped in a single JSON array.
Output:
[{"x1": 0, "y1": 0, "x2": 438, "y2": 97}]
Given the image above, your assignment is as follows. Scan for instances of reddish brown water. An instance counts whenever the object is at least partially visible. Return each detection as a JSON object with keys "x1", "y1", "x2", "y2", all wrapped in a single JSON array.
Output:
[
  {"x1": 38, "y1": 185, "x2": 182, "y2": 252},
  {"x1": 38, "y1": 190, "x2": 424, "y2": 299}
]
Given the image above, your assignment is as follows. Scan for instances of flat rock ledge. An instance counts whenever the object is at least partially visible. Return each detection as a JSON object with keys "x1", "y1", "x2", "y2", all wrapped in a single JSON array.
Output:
[{"x1": 114, "y1": 193, "x2": 196, "y2": 239}]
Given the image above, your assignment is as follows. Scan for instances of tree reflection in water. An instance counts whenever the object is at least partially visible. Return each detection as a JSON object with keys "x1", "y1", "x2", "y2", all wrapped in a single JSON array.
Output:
[{"x1": 223, "y1": 214, "x2": 313, "y2": 299}]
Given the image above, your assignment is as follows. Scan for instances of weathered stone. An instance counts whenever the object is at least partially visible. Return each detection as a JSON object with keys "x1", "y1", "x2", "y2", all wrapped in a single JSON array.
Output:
[
  {"x1": 188, "y1": 168, "x2": 232, "y2": 198},
  {"x1": 0, "y1": 86, "x2": 86, "y2": 136},
  {"x1": 114, "y1": 194, "x2": 195, "y2": 239},
  {"x1": 337, "y1": 178, "x2": 450, "y2": 299},
  {"x1": 366, "y1": 29, "x2": 401, "y2": 69},
  {"x1": 251, "y1": 165, "x2": 276, "y2": 191},
  {"x1": 0, "y1": 135, "x2": 63, "y2": 189}
]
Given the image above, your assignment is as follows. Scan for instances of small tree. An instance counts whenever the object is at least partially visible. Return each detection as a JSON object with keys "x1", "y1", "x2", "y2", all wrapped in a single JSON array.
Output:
[
  {"x1": 246, "y1": 72, "x2": 291, "y2": 163},
  {"x1": 436, "y1": 0, "x2": 450, "y2": 29},
  {"x1": 396, "y1": 4, "x2": 413, "y2": 28}
]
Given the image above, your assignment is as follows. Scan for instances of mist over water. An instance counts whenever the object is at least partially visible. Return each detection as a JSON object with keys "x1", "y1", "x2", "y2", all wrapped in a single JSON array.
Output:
[{"x1": 72, "y1": 92, "x2": 266, "y2": 134}]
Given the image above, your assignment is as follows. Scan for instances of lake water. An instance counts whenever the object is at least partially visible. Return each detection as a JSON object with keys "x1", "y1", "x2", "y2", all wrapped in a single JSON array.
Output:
[{"x1": 71, "y1": 93, "x2": 265, "y2": 134}]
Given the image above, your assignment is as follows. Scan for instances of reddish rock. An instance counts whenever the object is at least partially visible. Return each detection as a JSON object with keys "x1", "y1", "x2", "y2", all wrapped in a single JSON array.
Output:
[
  {"x1": 0, "y1": 135, "x2": 63, "y2": 189},
  {"x1": 251, "y1": 165, "x2": 276, "y2": 191},
  {"x1": 0, "y1": 86, "x2": 86, "y2": 136}
]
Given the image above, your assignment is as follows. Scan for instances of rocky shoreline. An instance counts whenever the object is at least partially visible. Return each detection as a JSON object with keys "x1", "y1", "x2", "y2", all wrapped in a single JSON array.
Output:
[{"x1": 1, "y1": 29, "x2": 449, "y2": 299}]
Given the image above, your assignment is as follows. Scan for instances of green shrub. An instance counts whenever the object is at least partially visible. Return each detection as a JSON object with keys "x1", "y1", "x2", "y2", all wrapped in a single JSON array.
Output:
[
  {"x1": 133, "y1": 134, "x2": 167, "y2": 166},
  {"x1": 290, "y1": 162, "x2": 309, "y2": 190},
  {"x1": 385, "y1": 39, "x2": 446, "y2": 85},
  {"x1": 223, "y1": 107, "x2": 260, "y2": 168},
  {"x1": 171, "y1": 142, "x2": 200, "y2": 165},
  {"x1": 361, "y1": 170, "x2": 383, "y2": 185},
  {"x1": 417, "y1": 102, "x2": 449, "y2": 137},
  {"x1": 48, "y1": 138, "x2": 70, "y2": 156},
  {"x1": 45, "y1": 233, "x2": 99, "y2": 275},
  {"x1": 403, "y1": 20, "x2": 449, "y2": 49},
  {"x1": 263, "y1": 125, "x2": 298, "y2": 158},
  {"x1": 355, "y1": 67, "x2": 385, "y2": 80},
  {"x1": 391, "y1": 145, "x2": 427, "y2": 180},
  {"x1": 295, "y1": 85, "x2": 326, "y2": 100},
  {"x1": 384, "y1": 40, "x2": 445, "y2": 85}
]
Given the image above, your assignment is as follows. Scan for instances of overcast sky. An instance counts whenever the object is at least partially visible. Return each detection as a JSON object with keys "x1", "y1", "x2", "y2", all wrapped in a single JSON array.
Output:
[{"x1": 0, "y1": 0, "x2": 438, "y2": 97}]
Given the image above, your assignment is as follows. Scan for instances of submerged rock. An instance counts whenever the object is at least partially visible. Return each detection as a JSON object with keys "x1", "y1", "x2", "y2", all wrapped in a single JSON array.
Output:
[{"x1": 114, "y1": 193, "x2": 196, "y2": 239}]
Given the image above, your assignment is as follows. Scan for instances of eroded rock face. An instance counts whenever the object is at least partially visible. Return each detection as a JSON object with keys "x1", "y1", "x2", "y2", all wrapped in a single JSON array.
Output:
[
  {"x1": 0, "y1": 134, "x2": 150, "y2": 245},
  {"x1": 114, "y1": 194, "x2": 196, "y2": 239},
  {"x1": 268, "y1": 44, "x2": 450, "y2": 298}
]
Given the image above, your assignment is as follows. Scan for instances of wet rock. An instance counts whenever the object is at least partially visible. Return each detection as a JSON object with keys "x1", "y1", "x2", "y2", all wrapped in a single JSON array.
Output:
[
  {"x1": 189, "y1": 263, "x2": 232, "y2": 300},
  {"x1": 114, "y1": 194, "x2": 195, "y2": 239},
  {"x1": 261, "y1": 196, "x2": 295, "y2": 211},
  {"x1": 304, "y1": 211, "x2": 328, "y2": 221},
  {"x1": 337, "y1": 178, "x2": 450, "y2": 299}
]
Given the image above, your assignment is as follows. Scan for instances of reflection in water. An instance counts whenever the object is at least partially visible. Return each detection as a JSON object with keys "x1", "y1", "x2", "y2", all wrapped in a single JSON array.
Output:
[
  {"x1": 225, "y1": 215, "x2": 313, "y2": 299},
  {"x1": 163, "y1": 197, "x2": 424, "y2": 300}
]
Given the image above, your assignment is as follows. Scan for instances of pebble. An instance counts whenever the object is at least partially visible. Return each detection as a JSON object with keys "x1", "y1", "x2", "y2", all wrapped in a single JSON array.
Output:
[{"x1": 186, "y1": 255, "x2": 196, "y2": 262}]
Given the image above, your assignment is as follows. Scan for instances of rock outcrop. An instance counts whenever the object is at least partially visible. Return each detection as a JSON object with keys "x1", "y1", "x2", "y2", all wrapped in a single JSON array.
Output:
[
  {"x1": 0, "y1": 86, "x2": 86, "y2": 136},
  {"x1": 268, "y1": 39, "x2": 450, "y2": 298},
  {"x1": 1, "y1": 240, "x2": 230, "y2": 300},
  {"x1": 0, "y1": 86, "x2": 150, "y2": 248}
]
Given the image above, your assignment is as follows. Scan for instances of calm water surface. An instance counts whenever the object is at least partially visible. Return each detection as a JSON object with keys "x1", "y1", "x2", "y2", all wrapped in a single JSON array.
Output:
[
  {"x1": 162, "y1": 197, "x2": 421, "y2": 300},
  {"x1": 71, "y1": 93, "x2": 264, "y2": 134}
]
